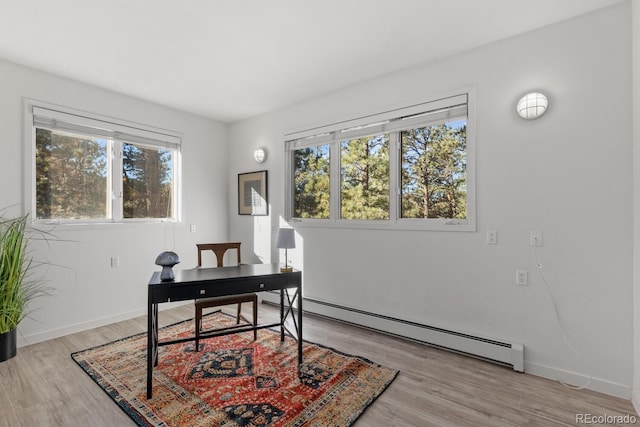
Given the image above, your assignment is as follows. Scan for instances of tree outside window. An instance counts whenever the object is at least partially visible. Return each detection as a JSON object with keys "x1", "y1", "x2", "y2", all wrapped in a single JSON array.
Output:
[
  {"x1": 33, "y1": 112, "x2": 178, "y2": 223},
  {"x1": 340, "y1": 134, "x2": 389, "y2": 220},
  {"x1": 36, "y1": 128, "x2": 108, "y2": 220},
  {"x1": 122, "y1": 143, "x2": 173, "y2": 219},
  {"x1": 293, "y1": 145, "x2": 330, "y2": 219},
  {"x1": 401, "y1": 121, "x2": 467, "y2": 219},
  {"x1": 286, "y1": 94, "x2": 472, "y2": 230}
]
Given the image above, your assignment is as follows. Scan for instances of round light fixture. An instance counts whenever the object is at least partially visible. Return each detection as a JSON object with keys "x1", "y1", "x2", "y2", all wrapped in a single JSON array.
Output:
[
  {"x1": 516, "y1": 92, "x2": 548, "y2": 120},
  {"x1": 253, "y1": 148, "x2": 266, "y2": 163}
]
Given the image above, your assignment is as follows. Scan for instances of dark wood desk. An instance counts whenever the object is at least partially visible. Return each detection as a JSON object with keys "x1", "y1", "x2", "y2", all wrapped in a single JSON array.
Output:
[{"x1": 147, "y1": 263, "x2": 302, "y2": 398}]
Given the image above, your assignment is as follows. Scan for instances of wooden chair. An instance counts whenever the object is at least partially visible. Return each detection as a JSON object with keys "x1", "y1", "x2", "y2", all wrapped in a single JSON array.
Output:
[{"x1": 194, "y1": 242, "x2": 257, "y2": 350}]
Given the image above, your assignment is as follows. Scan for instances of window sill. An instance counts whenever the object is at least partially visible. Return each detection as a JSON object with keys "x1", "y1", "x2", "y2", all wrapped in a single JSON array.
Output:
[
  {"x1": 33, "y1": 219, "x2": 181, "y2": 230},
  {"x1": 288, "y1": 218, "x2": 476, "y2": 232}
]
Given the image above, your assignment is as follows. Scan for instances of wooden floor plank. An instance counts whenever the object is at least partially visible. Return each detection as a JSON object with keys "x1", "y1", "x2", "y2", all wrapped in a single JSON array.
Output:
[{"x1": 0, "y1": 303, "x2": 635, "y2": 426}]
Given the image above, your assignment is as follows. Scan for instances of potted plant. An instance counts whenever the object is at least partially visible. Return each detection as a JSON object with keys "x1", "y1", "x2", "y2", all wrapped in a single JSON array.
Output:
[{"x1": 0, "y1": 214, "x2": 47, "y2": 362}]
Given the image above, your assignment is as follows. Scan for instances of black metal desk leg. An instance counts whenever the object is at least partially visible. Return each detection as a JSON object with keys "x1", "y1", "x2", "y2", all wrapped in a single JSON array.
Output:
[
  {"x1": 280, "y1": 289, "x2": 285, "y2": 342},
  {"x1": 297, "y1": 285, "x2": 303, "y2": 371},
  {"x1": 146, "y1": 301, "x2": 155, "y2": 399},
  {"x1": 153, "y1": 304, "x2": 159, "y2": 366}
]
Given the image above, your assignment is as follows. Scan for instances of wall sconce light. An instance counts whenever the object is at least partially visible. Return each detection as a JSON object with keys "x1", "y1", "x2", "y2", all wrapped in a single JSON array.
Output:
[
  {"x1": 254, "y1": 147, "x2": 266, "y2": 163},
  {"x1": 516, "y1": 92, "x2": 548, "y2": 120},
  {"x1": 276, "y1": 228, "x2": 295, "y2": 272}
]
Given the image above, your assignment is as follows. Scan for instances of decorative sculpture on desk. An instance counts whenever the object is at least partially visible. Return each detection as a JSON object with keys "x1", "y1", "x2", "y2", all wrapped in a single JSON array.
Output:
[{"x1": 155, "y1": 251, "x2": 180, "y2": 282}]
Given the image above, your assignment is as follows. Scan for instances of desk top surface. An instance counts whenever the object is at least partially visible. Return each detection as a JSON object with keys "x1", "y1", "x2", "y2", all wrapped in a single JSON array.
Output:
[{"x1": 149, "y1": 263, "x2": 300, "y2": 286}]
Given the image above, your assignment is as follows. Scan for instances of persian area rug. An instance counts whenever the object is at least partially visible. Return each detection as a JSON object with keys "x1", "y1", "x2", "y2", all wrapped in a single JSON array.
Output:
[{"x1": 72, "y1": 311, "x2": 398, "y2": 426}]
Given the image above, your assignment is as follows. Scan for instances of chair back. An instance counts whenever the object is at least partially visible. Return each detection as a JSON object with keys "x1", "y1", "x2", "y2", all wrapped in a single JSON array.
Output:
[{"x1": 196, "y1": 242, "x2": 241, "y2": 267}]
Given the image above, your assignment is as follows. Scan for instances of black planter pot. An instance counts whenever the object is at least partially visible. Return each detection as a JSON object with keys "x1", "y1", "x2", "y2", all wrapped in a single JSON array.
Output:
[{"x1": 0, "y1": 329, "x2": 17, "y2": 362}]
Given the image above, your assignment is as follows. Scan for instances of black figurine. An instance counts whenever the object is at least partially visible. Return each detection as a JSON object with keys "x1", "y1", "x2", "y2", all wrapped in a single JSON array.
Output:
[{"x1": 155, "y1": 251, "x2": 180, "y2": 281}]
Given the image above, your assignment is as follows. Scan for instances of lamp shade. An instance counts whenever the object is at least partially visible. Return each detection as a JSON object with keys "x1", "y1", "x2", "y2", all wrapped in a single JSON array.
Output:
[{"x1": 276, "y1": 228, "x2": 295, "y2": 249}]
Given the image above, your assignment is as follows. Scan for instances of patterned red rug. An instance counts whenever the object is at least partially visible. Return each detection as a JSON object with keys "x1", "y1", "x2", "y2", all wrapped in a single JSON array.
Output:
[{"x1": 72, "y1": 311, "x2": 398, "y2": 426}]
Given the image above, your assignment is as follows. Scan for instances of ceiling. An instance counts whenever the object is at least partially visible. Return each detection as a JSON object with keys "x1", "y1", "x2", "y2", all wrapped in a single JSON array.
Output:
[{"x1": 0, "y1": 0, "x2": 626, "y2": 123}]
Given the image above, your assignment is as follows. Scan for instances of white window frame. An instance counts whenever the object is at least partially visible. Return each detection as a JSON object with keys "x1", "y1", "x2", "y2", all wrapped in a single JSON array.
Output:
[
  {"x1": 284, "y1": 90, "x2": 476, "y2": 232},
  {"x1": 24, "y1": 99, "x2": 183, "y2": 225}
]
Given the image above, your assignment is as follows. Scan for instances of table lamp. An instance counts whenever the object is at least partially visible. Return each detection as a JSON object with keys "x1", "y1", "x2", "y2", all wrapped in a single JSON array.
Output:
[{"x1": 276, "y1": 228, "x2": 295, "y2": 272}]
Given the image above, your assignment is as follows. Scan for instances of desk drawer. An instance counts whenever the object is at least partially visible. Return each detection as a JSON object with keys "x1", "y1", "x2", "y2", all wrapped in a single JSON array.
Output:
[
  {"x1": 256, "y1": 274, "x2": 301, "y2": 291},
  {"x1": 168, "y1": 285, "x2": 204, "y2": 302},
  {"x1": 166, "y1": 277, "x2": 297, "y2": 302},
  {"x1": 168, "y1": 284, "x2": 258, "y2": 300},
  {"x1": 165, "y1": 271, "x2": 302, "y2": 302},
  {"x1": 251, "y1": 277, "x2": 285, "y2": 292}
]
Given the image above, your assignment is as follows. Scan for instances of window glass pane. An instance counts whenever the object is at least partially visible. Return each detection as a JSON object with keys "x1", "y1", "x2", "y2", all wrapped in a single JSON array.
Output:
[
  {"x1": 341, "y1": 134, "x2": 390, "y2": 220},
  {"x1": 35, "y1": 128, "x2": 108, "y2": 219},
  {"x1": 293, "y1": 145, "x2": 330, "y2": 219},
  {"x1": 122, "y1": 143, "x2": 174, "y2": 219},
  {"x1": 401, "y1": 120, "x2": 467, "y2": 219}
]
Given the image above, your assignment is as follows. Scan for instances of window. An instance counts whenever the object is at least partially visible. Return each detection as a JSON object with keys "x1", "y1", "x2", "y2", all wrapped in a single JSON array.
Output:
[
  {"x1": 35, "y1": 128, "x2": 109, "y2": 220},
  {"x1": 29, "y1": 104, "x2": 181, "y2": 223},
  {"x1": 293, "y1": 144, "x2": 330, "y2": 219},
  {"x1": 341, "y1": 134, "x2": 389, "y2": 220},
  {"x1": 285, "y1": 93, "x2": 474, "y2": 231},
  {"x1": 400, "y1": 120, "x2": 467, "y2": 219}
]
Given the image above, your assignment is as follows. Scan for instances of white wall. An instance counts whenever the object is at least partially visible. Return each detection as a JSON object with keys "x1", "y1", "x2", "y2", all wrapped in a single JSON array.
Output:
[
  {"x1": 632, "y1": 0, "x2": 640, "y2": 413},
  {"x1": 0, "y1": 59, "x2": 230, "y2": 345},
  {"x1": 230, "y1": 4, "x2": 633, "y2": 398}
]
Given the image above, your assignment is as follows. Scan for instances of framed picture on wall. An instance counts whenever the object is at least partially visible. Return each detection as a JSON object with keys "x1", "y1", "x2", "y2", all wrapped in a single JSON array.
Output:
[{"x1": 238, "y1": 170, "x2": 268, "y2": 215}]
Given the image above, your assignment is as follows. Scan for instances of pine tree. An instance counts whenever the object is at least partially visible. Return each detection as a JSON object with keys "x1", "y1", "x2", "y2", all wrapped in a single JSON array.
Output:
[
  {"x1": 340, "y1": 134, "x2": 389, "y2": 220},
  {"x1": 35, "y1": 129, "x2": 107, "y2": 219},
  {"x1": 401, "y1": 123, "x2": 466, "y2": 219},
  {"x1": 293, "y1": 146, "x2": 330, "y2": 218}
]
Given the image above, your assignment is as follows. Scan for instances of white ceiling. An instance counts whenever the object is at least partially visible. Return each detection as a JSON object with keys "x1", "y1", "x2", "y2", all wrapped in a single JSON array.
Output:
[{"x1": 0, "y1": 0, "x2": 626, "y2": 123}]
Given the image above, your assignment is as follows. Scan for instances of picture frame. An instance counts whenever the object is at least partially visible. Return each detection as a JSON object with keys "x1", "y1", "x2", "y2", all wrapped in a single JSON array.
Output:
[{"x1": 238, "y1": 170, "x2": 268, "y2": 215}]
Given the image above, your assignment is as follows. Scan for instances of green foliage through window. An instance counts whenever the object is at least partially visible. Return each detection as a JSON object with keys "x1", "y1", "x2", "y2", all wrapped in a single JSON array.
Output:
[
  {"x1": 294, "y1": 145, "x2": 330, "y2": 219},
  {"x1": 341, "y1": 134, "x2": 389, "y2": 220},
  {"x1": 401, "y1": 121, "x2": 466, "y2": 219},
  {"x1": 33, "y1": 114, "x2": 178, "y2": 222},
  {"x1": 36, "y1": 129, "x2": 108, "y2": 220},
  {"x1": 286, "y1": 94, "x2": 471, "y2": 228},
  {"x1": 122, "y1": 143, "x2": 173, "y2": 219}
]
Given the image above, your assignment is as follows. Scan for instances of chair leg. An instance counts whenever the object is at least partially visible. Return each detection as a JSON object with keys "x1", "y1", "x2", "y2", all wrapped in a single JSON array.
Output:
[
  {"x1": 252, "y1": 298, "x2": 257, "y2": 341},
  {"x1": 195, "y1": 306, "x2": 202, "y2": 351}
]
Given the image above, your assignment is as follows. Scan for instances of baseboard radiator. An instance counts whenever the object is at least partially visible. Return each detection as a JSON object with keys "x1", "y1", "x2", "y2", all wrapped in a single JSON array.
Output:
[{"x1": 264, "y1": 294, "x2": 524, "y2": 372}]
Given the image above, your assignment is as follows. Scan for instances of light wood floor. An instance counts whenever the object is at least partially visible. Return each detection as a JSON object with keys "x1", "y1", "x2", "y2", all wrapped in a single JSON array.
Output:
[{"x1": 0, "y1": 303, "x2": 636, "y2": 427}]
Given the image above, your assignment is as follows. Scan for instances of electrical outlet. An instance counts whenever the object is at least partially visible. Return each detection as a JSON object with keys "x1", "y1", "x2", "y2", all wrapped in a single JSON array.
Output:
[
  {"x1": 190, "y1": 224, "x2": 196, "y2": 233},
  {"x1": 486, "y1": 231, "x2": 497, "y2": 245},
  {"x1": 530, "y1": 231, "x2": 542, "y2": 246},
  {"x1": 516, "y1": 269, "x2": 528, "y2": 285},
  {"x1": 111, "y1": 256, "x2": 120, "y2": 268}
]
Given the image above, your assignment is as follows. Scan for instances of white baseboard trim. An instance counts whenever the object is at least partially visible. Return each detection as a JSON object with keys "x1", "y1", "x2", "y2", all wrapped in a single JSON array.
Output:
[
  {"x1": 263, "y1": 293, "x2": 523, "y2": 370},
  {"x1": 16, "y1": 301, "x2": 189, "y2": 348},
  {"x1": 524, "y1": 361, "x2": 632, "y2": 400},
  {"x1": 261, "y1": 292, "x2": 632, "y2": 400},
  {"x1": 16, "y1": 308, "x2": 146, "y2": 348},
  {"x1": 632, "y1": 388, "x2": 640, "y2": 415}
]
